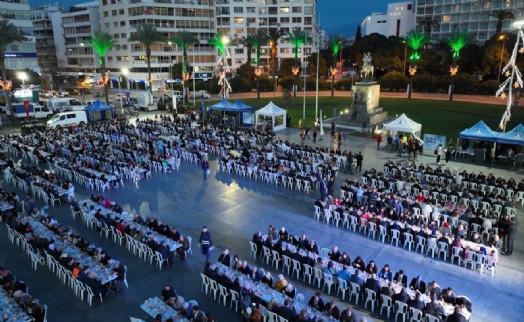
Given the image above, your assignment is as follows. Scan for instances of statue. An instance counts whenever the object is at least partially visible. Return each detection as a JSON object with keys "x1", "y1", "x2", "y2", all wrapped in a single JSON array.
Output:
[{"x1": 360, "y1": 52, "x2": 374, "y2": 81}]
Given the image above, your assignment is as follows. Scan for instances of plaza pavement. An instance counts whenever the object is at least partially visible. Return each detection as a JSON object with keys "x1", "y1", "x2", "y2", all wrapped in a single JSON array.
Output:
[{"x1": 0, "y1": 115, "x2": 522, "y2": 322}]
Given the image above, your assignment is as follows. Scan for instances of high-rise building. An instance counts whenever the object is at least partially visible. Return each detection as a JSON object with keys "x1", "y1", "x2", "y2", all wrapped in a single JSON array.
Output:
[
  {"x1": 361, "y1": 1, "x2": 416, "y2": 38},
  {"x1": 415, "y1": 0, "x2": 524, "y2": 43},
  {"x1": 216, "y1": 0, "x2": 318, "y2": 72},
  {"x1": 31, "y1": 3, "x2": 63, "y2": 90},
  {"x1": 51, "y1": 1, "x2": 100, "y2": 84},
  {"x1": 1, "y1": 0, "x2": 39, "y2": 73},
  {"x1": 98, "y1": 0, "x2": 216, "y2": 91}
]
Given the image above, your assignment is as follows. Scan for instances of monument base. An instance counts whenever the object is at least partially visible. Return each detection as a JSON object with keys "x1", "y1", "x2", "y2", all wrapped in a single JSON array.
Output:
[{"x1": 347, "y1": 81, "x2": 388, "y2": 125}]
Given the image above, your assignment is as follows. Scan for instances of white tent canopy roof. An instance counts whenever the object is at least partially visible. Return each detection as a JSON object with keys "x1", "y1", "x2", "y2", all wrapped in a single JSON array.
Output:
[
  {"x1": 256, "y1": 101, "x2": 286, "y2": 116},
  {"x1": 383, "y1": 113, "x2": 422, "y2": 134}
]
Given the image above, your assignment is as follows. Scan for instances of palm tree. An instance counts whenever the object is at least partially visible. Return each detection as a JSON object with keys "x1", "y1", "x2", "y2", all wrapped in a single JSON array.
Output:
[
  {"x1": 287, "y1": 29, "x2": 311, "y2": 97},
  {"x1": 129, "y1": 24, "x2": 165, "y2": 93},
  {"x1": 447, "y1": 31, "x2": 469, "y2": 101},
  {"x1": 85, "y1": 31, "x2": 116, "y2": 104},
  {"x1": 171, "y1": 31, "x2": 198, "y2": 101},
  {"x1": 489, "y1": 10, "x2": 515, "y2": 35},
  {"x1": 329, "y1": 34, "x2": 345, "y2": 97},
  {"x1": 243, "y1": 30, "x2": 268, "y2": 98},
  {"x1": 403, "y1": 29, "x2": 430, "y2": 99},
  {"x1": 418, "y1": 18, "x2": 440, "y2": 34},
  {"x1": 0, "y1": 20, "x2": 26, "y2": 121},
  {"x1": 267, "y1": 28, "x2": 285, "y2": 92},
  {"x1": 240, "y1": 34, "x2": 255, "y2": 69}
]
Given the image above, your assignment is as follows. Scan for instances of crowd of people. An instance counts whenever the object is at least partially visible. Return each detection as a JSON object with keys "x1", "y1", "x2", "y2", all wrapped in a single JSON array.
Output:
[
  {"x1": 0, "y1": 266, "x2": 47, "y2": 322},
  {"x1": 253, "y1": 225, "x2": 473, "y2": 322}
]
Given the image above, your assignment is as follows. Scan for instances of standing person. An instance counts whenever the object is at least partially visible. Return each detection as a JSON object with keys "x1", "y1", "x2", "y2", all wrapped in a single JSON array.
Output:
[
  {"x1": 331, "y1": 121, "x2": 336, "y2": 137},
  {"x1": 356, "y1": 151, "x2": 363, "y2": 172},
  {"x1": 445, "y1": 145, "x2": 453, "y2": 163},
  {"x1": 376, "y1": 133, "x2": 382, "y2": 150},
  {"x1": 413, "y1": 140, "x2": 420, "y2": 160},
  {"x1": 347, "y1": 152, "x2": 354, "y2": 174},
  {"x1": 506, "y1": 217, "x2": 518, "y2": 256},
  {"x1": 201, "y1": 157, "x2": 210, "y2": 180},
  {"x1": 327, "y1": 177, "x2": 335, "y2": 197},
  {"x1": 199, "y1": 226, "x2": 212, "y2": 264},
  {"x1": 320, "y1": 177, "x2": 328, "y2": 202},
  {"x1": 312, "y1": 129, "x2": 318, "y2": 143},
  {"x1": 305, "y1": 127, "x2": 311, "y2": 139},
  {"x1": 436, "y1": 144, "x2": 443, "y2": 165},
  {"x1": 300, "y1": 128, "x2": 305, "y2": 146}
]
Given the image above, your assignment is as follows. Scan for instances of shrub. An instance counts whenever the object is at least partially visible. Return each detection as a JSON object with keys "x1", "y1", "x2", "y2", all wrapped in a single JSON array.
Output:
[
  {"x1": 230, "y1": 76, "x2": 252, "y2": 92},
  {"x1": 453, "y1": 74, "x2": 480, "y2": 94},
  {"x1": 334, "y1": 78, "x2": 353, "y2": 90},
  {"x1": 413, "y1": 73, "x2": 438, "y2": 93},
  {"x1": 379, "y1": 71, "x2": 408, "y2": 92},
  {"x1": 478, "y1": 80, "x2": 499, "y2": 95},
  {"x1": 254, "y1": 76, "x2": 274, "y2": 92}
]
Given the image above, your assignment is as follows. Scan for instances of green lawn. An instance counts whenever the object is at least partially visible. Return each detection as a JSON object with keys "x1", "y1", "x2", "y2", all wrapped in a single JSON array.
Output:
[{"x1": 220, "y1": 96, "x2": 522, "y2": 140}]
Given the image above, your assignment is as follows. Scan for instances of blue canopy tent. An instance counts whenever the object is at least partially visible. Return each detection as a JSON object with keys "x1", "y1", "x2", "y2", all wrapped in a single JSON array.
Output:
[
  {"x1": 208, "y1": 98, "x2": 254, "y2": 126},
  {"x1": 497, "y1": 124, "x2": 524, "y2": 146},
  {"x1": 85, "y1": 99, "x2": 115, "y2": 122},
  {"x1": 459, "y1": 120, "x2": 499, "y2": 142}
]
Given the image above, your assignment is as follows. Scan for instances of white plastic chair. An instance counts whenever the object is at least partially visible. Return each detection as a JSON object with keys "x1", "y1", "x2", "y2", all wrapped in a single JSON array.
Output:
[{"x1": 364, "y1": 288, "x2": 377, "y2": 311}]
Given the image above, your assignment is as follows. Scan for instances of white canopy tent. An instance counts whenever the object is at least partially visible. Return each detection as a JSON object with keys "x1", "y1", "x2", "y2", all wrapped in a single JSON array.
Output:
[
  {"x1": 384, "y1": 113, "x2": 422, "y2": 136},
  {"x1": 255, "y1": 101, "x2": 287, "y2": 131}
]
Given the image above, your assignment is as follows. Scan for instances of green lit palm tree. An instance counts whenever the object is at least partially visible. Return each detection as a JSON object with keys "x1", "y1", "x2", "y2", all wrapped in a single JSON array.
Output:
[
  {"x1": 0, "y1": 20, "x2": 27, "y2": 121},
  {"x1": 329, "y1": 34, "x2": 345, "y2": 97},
  {"x1": 447, "y1": 31, "x2": 469, "y2": 101},
  {"x1": 208, "y1": 34, "x2": 228, "y2": 56},
  {"x1": 208, "y1": 34, "x2": 231, "y2": 98},
  {"x1": 171, "y1": 31, "x2": 198, "y2": 101},
  {"x1": 287, "y1": 29, "x2": 311, "y2": 97},
  {"x1": 267, "y1": 28, "x2": 285, "y2": 92},
  {"x1": 243, "y1": 30, "x2": 268, "y2": 98},
  {"x1": 489, "y1": 10, "x2": 515, "y2": 35},
  {"x1": 403, "y1": 29, "x2": 430, "y2": 99},
  {"x1": 240, "y1": 34, "x2": 255, "y2": 68},
  {"x1": 85, "y1": 30, "x2": 116, "y2": 104},
  {"x1": 129, "y1": 24, "x2": 165, "y2": 93}
]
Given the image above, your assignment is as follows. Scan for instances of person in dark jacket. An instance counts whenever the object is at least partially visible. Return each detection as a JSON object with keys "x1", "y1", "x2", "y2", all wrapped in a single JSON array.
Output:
[{"x1": 198, "y1": 226, "x2": 212, "y2": 264}]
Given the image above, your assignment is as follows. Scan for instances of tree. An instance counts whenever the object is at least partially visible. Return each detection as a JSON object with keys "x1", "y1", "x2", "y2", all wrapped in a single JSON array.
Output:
[
  {"x1": 240, "y1": 34, "x2": 254, "y2": 68},
  {"x1": 128, "y1": 24, "x2": 165, "y2": 93},
  {"x1": 85, "y1": 30, "x2": 116, "y2": 104},
  {"x1": 355, "y1": 25, "x2": 362, "y2": 42},
  {"x1": 0, "y1": 19, "x2": 27, "y2": 121},
  {"x1": 279, "y1": 58, "x2": 296, "y2": 77},
  {"x1": 306, "y1": 53, "x2": 328, "y2": 77},
  {"x1": 418, "y1": 18, "x2": 440, "y2": 34},
  {"x1": 170, "y1": 31, "x2": 198, "y2": 101},
  {"x1": 267, "y1": 28, "x2": 285, "y2": 90},
  {"x1": 242, "y1": 30, "x2": 268, "y2": 98},
  {"x1": 329, "y1": 34, "x2": 345, "y2": 97},
  {"x1": 447, "y1": 31, "x2": 469, "y2": 100},
  {"x1": 489, "y1": 10, "x2": 515, "y2": 35},
  {"x1": 403, "y1": 29, "x2": 431, "y2": 98},
  {"x1": 287, "y1": 29, "x2": 311, "y2": 97}
]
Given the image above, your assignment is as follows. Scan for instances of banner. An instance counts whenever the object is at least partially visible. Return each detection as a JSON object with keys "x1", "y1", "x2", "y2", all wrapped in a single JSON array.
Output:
[
  {"x1": 423, "y1": 134, "x2": 446, "y2": 152},
  {"x1": 242, "y1": 111, "x2": 254, "y2": 125}
]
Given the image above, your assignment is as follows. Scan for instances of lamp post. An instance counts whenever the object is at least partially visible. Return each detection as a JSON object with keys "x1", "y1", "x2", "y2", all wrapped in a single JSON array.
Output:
[
  {"x1": 220, "y1": 35, "x2": 230, "y2": 99},
  {"x1": 449, "y1": 64, "x2": 458, "y2": 102},
  {"x1": 408, "y1": 65, "x2": 417, "y2": 99},
  {"x1": 498, "y1": 34, "x2": 506, "y2": 83},
  {"x1": 119, "y1": 68, "x2": 129, "y2": 113},
  {"x1": 402, "y1": 40, "x2": 407, "y2": 75},
  {"x1": 17, "y1": 72, "x2": 28, "y2": 88},
  {"x1": 255, "y1": 67, "x2": 262, "y2": 99}
]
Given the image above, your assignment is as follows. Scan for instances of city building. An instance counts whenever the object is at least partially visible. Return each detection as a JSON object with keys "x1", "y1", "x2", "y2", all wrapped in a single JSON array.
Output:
[
  {"x1": 98, "y1": 0, "x2": 216, "y2": 91},
  {"x1": 415, "y1": 0, "x2": 524, "y2": 43},
  {"x1": 51, "y1": 1, "x2": 100, "y2": 86},
  {"x1": 1, "y1": 0, "x2": 40, "y2": 73},
  {"x1": 215, "y1": 0, "x2": 319, "y2": 73},
  {"x1": 361, "y1": 1, "x2": 416, "y2": 37},
  {"x1": 31, "y1": 3, "x2": 63, "y2": 90}
]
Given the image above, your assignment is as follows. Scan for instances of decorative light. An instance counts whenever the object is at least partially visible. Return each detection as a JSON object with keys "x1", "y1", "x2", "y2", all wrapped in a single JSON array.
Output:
[
  {"x1": 0, "y1": 79, "x2": 12, "y2": 91},
  {"x1": 291, "y1": 66, "x2": 300, "y2": 76},
  {"x1": 514, "y1": 82, "x2": 520, "y2": 89},
  {"x1": 182, "y1": 72, "x2": 190, "y2": 81},
  {"x1": 449, "y1": 65, "x2": 459, "y2": 76},
  {"x1": 519, "y1": 47, "x2": 524, "y2": 54},
  {"x1": 500, "y1": 92, "x2": 507, "y2": 99},
  {"x1": 330, "y1": 67, "x2": 337, "y2": 77},
  {"x1": 505, "y1": 70, "x2": 511, "y2": 77},
  {"x1": 254, "y1": 67, "x2": 262, "y2": 77},
  {"x1": 408, "y1": 65, "x2": 417, "y2": 76}
]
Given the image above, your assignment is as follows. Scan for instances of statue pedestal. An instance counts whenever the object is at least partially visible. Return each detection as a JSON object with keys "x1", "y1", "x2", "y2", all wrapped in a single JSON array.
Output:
[{"x1": 343, "y1": 81, "x2": 388, "y2": 125}]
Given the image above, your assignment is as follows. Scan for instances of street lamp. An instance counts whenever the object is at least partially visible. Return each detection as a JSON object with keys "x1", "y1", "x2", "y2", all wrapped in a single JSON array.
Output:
[
  {"x1": 408, "y1": 65, "x2": 417, "y2": 99},
  {"x1": 498, "y1": 34, "x2": 506, "y2": 83},
  {"x1": 402, "y1": 40, "x2": 407, "y2": 75},
  {"x1": 449, "y1": 64, "x2": 459, "y2": 102},
  {"x1": 118, "y1": 68, "x2": 129, "y2": 114},
  {"x1": 17, "y1": 72, "x2": 28, "y2": 88}
]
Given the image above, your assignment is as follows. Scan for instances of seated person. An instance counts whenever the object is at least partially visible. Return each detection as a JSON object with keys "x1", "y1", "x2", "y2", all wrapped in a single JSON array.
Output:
[
  {"x1": 393, "y1": 270, "x2": 408, "y2": 285},
  {"x1": 409, "y1": 276, "x2": 426, "y2": 293},
  {"x1": 308, "y1": 292, "x2": 325, "y2": 311},
  {"x1": 274, "y1": 274, "x2": 288, "y2": 292},
  {"x1": 282, "y1": 283, "x2": 296, "y2": 299}
]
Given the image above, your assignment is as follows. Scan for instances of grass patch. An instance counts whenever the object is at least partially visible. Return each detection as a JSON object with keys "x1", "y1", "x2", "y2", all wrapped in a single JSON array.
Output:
[{"x1": 209, "y1": 96, "x2": 521, "y2": 140}]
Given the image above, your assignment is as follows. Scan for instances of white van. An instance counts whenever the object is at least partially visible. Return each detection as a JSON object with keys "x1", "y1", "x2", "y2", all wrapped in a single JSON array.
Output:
[
  {"x1": 189, "y1": 90, "x2": 210, "y2": 99},
  {"x1": 47, "y1": 111, "x2": 87, "y2": 128},
  {"x1": 46, "y1": 98, "x2": 85, "y2": 112}
]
